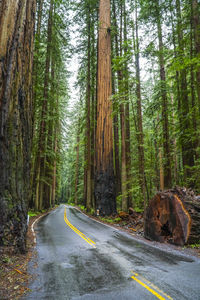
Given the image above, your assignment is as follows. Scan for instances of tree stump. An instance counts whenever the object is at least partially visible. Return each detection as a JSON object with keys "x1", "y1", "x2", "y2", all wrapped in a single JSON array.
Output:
[{"x1": 144, "y1": 187, "x2": 200, "y2": 246}]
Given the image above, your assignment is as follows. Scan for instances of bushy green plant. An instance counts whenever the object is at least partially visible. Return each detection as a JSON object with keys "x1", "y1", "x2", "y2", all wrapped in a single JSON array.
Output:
[{"x1": 100, "y1": 217, "x2": 122, "y2": 224}]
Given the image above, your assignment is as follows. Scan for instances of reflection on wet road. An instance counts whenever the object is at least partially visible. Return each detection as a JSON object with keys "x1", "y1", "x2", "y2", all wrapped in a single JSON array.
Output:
[{"x1": 25, "y1": 205, "x2": 200, "y2": 300}]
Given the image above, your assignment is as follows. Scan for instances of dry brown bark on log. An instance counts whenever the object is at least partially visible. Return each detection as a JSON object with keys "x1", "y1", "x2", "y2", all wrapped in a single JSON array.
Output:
[{"x1": 144, "y1": 187, "x2": 200, "y2": 246}]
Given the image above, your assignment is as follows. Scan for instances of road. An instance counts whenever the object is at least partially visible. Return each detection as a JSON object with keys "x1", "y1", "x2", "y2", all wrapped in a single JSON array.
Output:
[{"x1": 25, "y1": 205, "x2": 200, "y2": 300}]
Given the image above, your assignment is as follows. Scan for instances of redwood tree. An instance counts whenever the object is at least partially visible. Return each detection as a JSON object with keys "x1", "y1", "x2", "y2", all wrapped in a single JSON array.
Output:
[
  {"x1": 155, "y1": 0, "x2": 172, "y2": 188},
  {"x1": 95, "y1": 0, "x2": 116, "y2": 215},
  {"x1": 0, "y1": 0, "x2": 36, "y2": 252}
]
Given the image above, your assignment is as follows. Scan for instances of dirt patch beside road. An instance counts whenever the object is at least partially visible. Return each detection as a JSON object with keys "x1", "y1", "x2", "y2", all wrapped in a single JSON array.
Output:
[{"x1": 0, "y1": 209, "x2": 53, "y2": 300}]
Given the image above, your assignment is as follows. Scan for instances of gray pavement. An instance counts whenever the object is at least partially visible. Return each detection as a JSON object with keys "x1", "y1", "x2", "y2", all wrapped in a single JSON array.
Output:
[{"x1": 24, "y1": 205, "x2": 200, "y2": 300}]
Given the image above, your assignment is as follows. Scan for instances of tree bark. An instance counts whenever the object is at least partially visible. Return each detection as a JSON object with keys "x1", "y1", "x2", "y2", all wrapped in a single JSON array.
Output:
[
  {"x1": 35, "y1": 0, "x2": 53, "y2": 210},
  {"x1": 52, "y1": 135, "x2": 57, "y2": 207},
  {"x1": 112, "y1": 0, "x2": 121, "y2": 200},
  {"x1": 145, "y1": 187, "x2": 200, "y2": 246},
  {"x1": 134, "y1": 3, "x2": 146, "y2": 212},
  {"x1": 75, "y1": 119, "x2": 80, "y2": 206},
  {"x1": 159, "y1": 148, "x2": 164, "y2": 191},
  {"x1": 118, "y1": 0, "x2": 127, "y2": 211},
  {"x1": 190, "y1": 4, "x2": 198, "y2": 159},
  {"x1": 123, "y1": 1, "x2": 132, "y2": 208},
  {"x1": 176, "y1": 0, "x2": 194, "y2": 175},
  {"x1": 95, "y1": 0, "x2": 116, "y2": 215},
  {"x1": 192, "y1": 0, "x2": 200, "y2": 114},
  {"x1": 119, "y1": 0, "x2": 128, "y2": 212},
  {"x1": 155, "y1": 0, "x2": 172, "y2": 189},
  {"x1": 91, "y1": 15, "x2": 97, "y2": 210},
  {"x1": 0, "y1": 0, "x2": 36, "y2": 252},
  {"x1": 170, "y1": 0, "x2": 182, "y2": 185},
  {"x1": 86, "y1": 7, "x2": 92, "y2": 210}
]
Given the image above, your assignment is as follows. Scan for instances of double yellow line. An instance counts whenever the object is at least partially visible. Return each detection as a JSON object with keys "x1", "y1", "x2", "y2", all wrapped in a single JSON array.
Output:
[
  {"x1": 131, "y1": 271, "x2": 173, "y2": 300},
  {"x1": 64, "y1": 207, "x2": 173, "y2": 300},
  {"x1": 64, "y1": 207, "x2": 96, "y2": 248}
]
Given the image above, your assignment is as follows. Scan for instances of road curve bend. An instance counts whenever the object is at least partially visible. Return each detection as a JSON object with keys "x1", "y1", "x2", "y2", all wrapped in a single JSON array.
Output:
[{"x1": 24, "y1": 205, "x2": 200, "y2": 300}]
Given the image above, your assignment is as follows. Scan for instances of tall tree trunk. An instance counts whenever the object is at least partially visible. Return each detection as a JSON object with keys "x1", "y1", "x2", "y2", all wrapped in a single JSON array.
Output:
[
  {"x1": 112, "y1": 0, "x2": 121, "y2": 201},
  {"x1": 29, "y1": 0, "x2": 44, "y2": 209},
  {"x1": 35, "y1": 0, "x2": 53, "y2": 210},
  {"x1": 0, "y1": 0, "x2": 36, "y2": 253},
  {"x1": 75, "y1": 119, "x2": 80, "y2": 206},
  {"x1": 176, "y1": 0, "x2": 194, "y2": 176},
  {"x1": 159, "y1": 148, "x2": 164, "y2": 191},
  {"x1": 90, "y1": 16, "x2": 96, "y2": 210},
  {"x1": 36, "y1": 0, "x2": 44, "y2": 37},
  {"x1": 111, "y1": 56, "x2": 121, "y2": 202},
  {"x1": 33, "y1": 0, "x2": 44, "y2": 111},
  {"x1": 121, "y1": 101, "x2": 127, "y2": 211},
  {"x1": 170, "y1": 93, "x2": 178, "y2": 184},
  {"x1": 119, "y1": 0, "x2": 127, "y2": 211},
  {"x1": 83, "y1": 146, "x2": 87, "y2": 206},
  {"x1": 45, "y1": 53, "x2": 56, "y2": 209},
  {"x1": 192, "y1": 0, "x2": 200, "y2": 113},
  {"x1": 123, "y1": 0, "x2": 132, "y2": 208},
  {"x1": 170, "y1": 0, "x2": 181, "y2": 185},
  {"x1": 52, "y1": 135, "x2": 57, "y2": 207},
  {"x1": 190, "y1": 3, "x2": 198, "y2": 157},
  {"x1": 155, "y1": 0, "x2": 172, "y2": 189},
  {"x1": 86, "y1": 8, "x2": 92, "y2": 210},
  {"x1": 95, "y1": 0, "x2": 116, "y2": 215},
  {"x1": 153, "y1": 121, "x2": 160, "y2": 191},
  {"x1": 134, "y1": 3, "x2": 146, "y2": 212}
]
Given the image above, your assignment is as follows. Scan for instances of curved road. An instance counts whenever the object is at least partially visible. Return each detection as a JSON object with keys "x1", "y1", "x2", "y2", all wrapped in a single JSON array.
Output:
[{"x1": 25, "y1": 205, "x2": 200, "y2": 300}]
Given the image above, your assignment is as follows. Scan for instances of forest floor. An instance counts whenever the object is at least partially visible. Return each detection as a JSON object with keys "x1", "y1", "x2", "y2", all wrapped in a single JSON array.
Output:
[
  {"x1": 0, "y1": 205, "x2": 199, "y2": 300},
  {"x1": 0, "y1": 208, "x2": 55, "y2": 300}
]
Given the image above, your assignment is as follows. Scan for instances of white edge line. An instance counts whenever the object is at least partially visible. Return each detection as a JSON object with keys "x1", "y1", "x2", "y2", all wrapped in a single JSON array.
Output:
[{"x1": 31, "y1": 215, "x2": 44, "y2": 244}]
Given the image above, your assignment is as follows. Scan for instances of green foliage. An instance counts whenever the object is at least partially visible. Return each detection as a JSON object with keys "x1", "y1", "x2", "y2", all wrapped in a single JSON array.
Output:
[
  {"x1": 28, "y1": 210, "x2": 46, "y2": 217},
  {"x1": 57, "y1": 0, "x2": 200, "y2": 215},
  {"x1": 99, "y1": 217, "x2": 122, "y2": 224},
  {"x1": 189, "y1": 243, "x2": 200, "y2": 249},
  {"x1": 31, "y1": 0, "x2": 70, "y2": 210},
  {"x1": 78, "y1": 205, "x2": 86, "y2": 211},
  {"x1": 1, "y1": 255, "x2": 11, "y2": 264},
  {"x1": 67, "y1": 201, "x2": 75, "y2": 206}
]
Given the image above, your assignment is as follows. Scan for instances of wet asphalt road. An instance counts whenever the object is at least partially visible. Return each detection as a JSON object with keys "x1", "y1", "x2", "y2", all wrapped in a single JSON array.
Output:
[{"x1": 25, "y1": 205, "x2": 200, "y2": 300}]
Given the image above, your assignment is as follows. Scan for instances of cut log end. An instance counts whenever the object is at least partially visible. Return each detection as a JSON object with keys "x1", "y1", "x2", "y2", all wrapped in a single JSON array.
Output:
[{"x1": 144, "y1": 187, "x2": 200, "y2": 246}]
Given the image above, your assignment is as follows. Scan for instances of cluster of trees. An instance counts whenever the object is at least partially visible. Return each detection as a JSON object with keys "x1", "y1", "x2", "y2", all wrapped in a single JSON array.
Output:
[
  {"x1": 30, "y1": 0, "x2": 69, "y2": 212},
  {"x1": 0, "y1": 0, "x2": 36, "y2": 252},
  {"x1": 62, "y1": 0, "x2": 200, "y2": 215},
  {"x1": 0, "y1": 0, "x2": 69, "y2": 252},
  {"x1": 0, "y1": 0, "x2": 199, "y2": 251}
]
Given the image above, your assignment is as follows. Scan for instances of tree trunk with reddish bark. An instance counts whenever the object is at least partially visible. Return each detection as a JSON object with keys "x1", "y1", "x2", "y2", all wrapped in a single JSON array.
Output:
[
  {"x1": 0, "y1": 0, "x2": 36, "y2": 252},
  {"x1": 95, "y1": 0, "x2": 116, "y2": 215}
]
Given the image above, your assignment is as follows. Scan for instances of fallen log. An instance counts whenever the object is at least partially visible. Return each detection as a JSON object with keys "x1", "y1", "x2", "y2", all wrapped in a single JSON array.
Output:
[{"x1": 144, "y1": 187, "x2": 200, "y2": 246}]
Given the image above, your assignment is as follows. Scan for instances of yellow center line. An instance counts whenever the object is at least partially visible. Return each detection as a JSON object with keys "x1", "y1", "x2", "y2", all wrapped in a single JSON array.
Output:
[
  {"x1": 131, "y1": 271, "x2": 173, "y2": 300},
  {"x1": 64, "y1": 209, "x2": 95, "y2": 244},
  {"x1": 64, "y1": 207, "x2": 96, "y2": 248},
  {"x1": 64, "y1": 210, "x2": 94, "y2": 246},
  {"x1": 64, "y1": 215, "x2": 95, "y2": 246}
]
